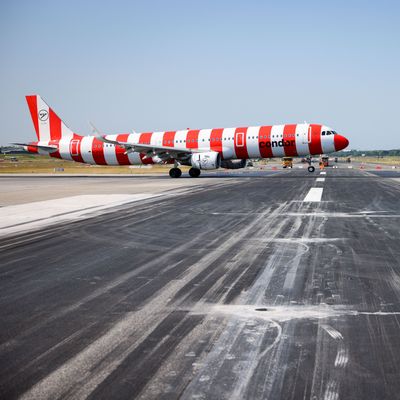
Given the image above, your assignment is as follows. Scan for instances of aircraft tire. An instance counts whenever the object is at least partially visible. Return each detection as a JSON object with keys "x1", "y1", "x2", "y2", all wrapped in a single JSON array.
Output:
[
  {"x1": 308, "y1": 166, "x2": 315, "y2": 173},
  {"x1": 169, "y1": 168, "x2": 182, "y2": 178},
  {"x1": 189, "y1": 168, "x2": 201, "y2": 178}
]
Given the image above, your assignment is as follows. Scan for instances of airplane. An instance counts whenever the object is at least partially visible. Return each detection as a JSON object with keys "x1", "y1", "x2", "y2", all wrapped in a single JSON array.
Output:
[{"x1": 15, "y1": 95, "x2": 349, "y2": 177}]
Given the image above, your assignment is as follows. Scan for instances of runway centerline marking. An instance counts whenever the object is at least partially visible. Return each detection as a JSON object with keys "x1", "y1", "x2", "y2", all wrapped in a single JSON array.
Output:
[
  {"x1": 316, "y1": 178, "x2": 325, "y2": 182},
  {"x1": 303, "y1": 188, "x2": 323, "y2": 202}
]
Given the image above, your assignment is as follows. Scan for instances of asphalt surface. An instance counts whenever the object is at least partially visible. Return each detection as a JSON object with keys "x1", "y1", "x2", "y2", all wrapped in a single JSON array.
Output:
[{"x1": 1, "y1": 167, "x2": 400, "y2": 400}]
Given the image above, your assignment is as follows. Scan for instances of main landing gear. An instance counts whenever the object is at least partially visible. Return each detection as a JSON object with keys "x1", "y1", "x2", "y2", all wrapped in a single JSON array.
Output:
[
  {"x1": 189, "y1": 168, "x2": 201, "y2": 178},
  {"x1": 168, "y1": 167, "x2": 201, "y2": 178},
  {"x1": 169, "y1": 168, "x2": 182, "y2": 178}
]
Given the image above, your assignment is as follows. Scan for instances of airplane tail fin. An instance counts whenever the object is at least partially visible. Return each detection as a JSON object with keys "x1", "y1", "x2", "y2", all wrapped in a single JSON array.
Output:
[{"x1": 25, "y1": 95, "x2": 76, "y2": 141}]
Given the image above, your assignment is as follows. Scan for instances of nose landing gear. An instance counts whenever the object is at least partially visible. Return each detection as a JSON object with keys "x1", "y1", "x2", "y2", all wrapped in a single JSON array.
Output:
[{"x1": 306, "y1": 157, "x2": 315, "y2": 173}]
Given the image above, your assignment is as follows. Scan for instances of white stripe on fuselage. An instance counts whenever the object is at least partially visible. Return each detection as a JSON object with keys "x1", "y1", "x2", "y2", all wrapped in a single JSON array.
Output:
[
  {"x1": 80, "y1": 136, "x2": 95, "y2": 164},
  {"x1": 222, "y1": 127, "x2": 236, "y2": 158},
  {"x1": 295, "y1": 124, "x2": 309, "y2": 156},
  {"x1": 198, "y1": 129, "x2": 211, "y2": 152},
  {"x1": 321, "y1": 133, "x2": 335, "y2": 154},
  {"x1": 270, "y1": 125, "x2": 285, "y2": 157},
  {"x1": 246, "y1": 126, "x2": 261, "y2": 158},
  {"x1": 58, "y1": 138, "x2": 73, "y2": 161},
  {"x1": 174, "y1": 130, "x2": 188, "y2": 147},
  {"x1": 103, "y1": 135, "x2": 118, "y2": 165},
  {"x1": 126, "y1": 133, "x2": 141, "y2": 164},
  {"x1": 151, "y1": 131, "x2": 163, "y2": 147}
]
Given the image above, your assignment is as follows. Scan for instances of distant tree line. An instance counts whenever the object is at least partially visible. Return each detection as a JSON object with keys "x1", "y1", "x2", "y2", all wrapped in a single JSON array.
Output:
[
  {"x1": 331, "y1": 149, "x2": 400, "y2": 157},
  {"x1": 0, "y1": 146, "x2": 28, "y2": 154}
]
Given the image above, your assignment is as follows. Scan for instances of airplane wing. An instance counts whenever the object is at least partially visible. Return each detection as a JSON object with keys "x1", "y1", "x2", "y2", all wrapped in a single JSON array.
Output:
[
  {"x1": 12, "y1": 143, "x2": 59, "y2": 153},
  {"x1": 90, "y1": 123, "x2": 208, "y2": 160},
  {"x1": 99, "y1": 136, "x2": 206, "y2": 155}
]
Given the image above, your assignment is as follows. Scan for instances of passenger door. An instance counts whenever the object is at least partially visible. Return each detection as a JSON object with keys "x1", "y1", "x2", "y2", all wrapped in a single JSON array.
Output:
[
  {"x1": 235, "y1": 132, "x2": 244, "y2": 147},
  {"x1": 303, "y1": 126, "x2": 312, "y2": 145}
]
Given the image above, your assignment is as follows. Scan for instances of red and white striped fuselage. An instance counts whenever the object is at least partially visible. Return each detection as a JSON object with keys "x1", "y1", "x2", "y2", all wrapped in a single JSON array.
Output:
[
  {"x1": 21, "y1": 95, "x2": 349, "y2": 175},
  {"x1": 26, "y1": 124, "x2": 347, "y2": 165}
]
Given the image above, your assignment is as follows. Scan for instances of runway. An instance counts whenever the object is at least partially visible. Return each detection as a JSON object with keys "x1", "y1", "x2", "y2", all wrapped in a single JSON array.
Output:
[{"x1": 1, "y1": 166, "x2": 400, "y2": 400}]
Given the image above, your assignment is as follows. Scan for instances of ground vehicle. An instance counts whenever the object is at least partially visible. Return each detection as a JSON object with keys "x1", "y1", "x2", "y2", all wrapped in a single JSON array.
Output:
[
  {"x1": 282, "y1": 157, "x2": 293, "y2": 168},
  {"x1": 321, "y1": 156, "x2": 329, "y2": 167}
]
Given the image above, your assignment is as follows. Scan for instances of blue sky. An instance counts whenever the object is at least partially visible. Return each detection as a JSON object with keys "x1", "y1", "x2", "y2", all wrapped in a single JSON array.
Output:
[{"x1": 0, "y1": 0, "x2": 399, "y2": 149}]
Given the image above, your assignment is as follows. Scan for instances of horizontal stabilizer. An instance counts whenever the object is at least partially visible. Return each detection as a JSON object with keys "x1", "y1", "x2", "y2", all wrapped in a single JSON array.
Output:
[{"x1": 12, "y1": 143, "x2": 59, "y2": 153}]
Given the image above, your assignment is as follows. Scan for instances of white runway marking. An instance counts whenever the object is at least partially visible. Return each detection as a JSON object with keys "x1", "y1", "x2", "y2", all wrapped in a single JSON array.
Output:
[
  {"x1": 0, "y1": 194, "x2": 158, "y2": 237},
  {"x1": 316, "y1": 178, "x2": 325, "y2": 182},
  {"x1": 303, "y1": 188, "x2": 323, "y2": 202},
  {"x1": 320, "y1": 171, "x2": 326, "y2": 175}
]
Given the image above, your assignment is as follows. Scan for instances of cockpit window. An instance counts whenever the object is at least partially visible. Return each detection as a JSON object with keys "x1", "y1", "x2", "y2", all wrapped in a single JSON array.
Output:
[{"x1": 322, "y1": 130, "x2": 338, "y2": 136}]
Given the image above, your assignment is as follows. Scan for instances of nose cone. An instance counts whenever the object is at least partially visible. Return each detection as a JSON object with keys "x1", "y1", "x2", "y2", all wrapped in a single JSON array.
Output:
[{"x1": 334, "y1": 134, "x2": 349, "y2": 151}]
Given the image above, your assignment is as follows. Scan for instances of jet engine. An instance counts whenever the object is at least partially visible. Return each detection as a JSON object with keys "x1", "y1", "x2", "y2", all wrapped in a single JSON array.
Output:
[
  {"x1": 151, "y1": 155, "x2": 167, "y2": 164},
  {"x1": 191, "y1": 152, "x2": 221, "y2": 170},
  {"x1": 220, "y1": 159, "x2": 247, "y2": 169}
]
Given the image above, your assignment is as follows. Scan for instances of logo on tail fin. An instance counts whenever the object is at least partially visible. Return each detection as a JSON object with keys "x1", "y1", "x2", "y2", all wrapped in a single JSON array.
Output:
[{"x1": 38, "y1": 109, "x2": 48, "y2": 121}]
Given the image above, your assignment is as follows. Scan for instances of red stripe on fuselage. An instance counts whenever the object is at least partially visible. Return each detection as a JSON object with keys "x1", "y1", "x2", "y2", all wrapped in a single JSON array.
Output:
[
  {"x1": 26, "y1": 96, "x2": 39, "y2": 140},
  {"x1": 234, "y1": 127, "x2": 249, "y2": 159},
  {"x1": 115, "y1": 134, "x2": 130, "y2": 165},
  {"x1": 210, "y1": 128, "x2": 223, "y2": 153},
  {"x1": 139, "y1": 132, "x2": 152, "y2": 144},
  {"x1": 283, "y1": 124, "x2": 298, "y2": 156},
  {"x1": 258, "y1": 125, "x2": 273, "y2": 158},
  {"x1": 163, "y1": 131, "x2": 176, "y2": 147},
  {"x1": 186, "y1": 130, "x2": 199, "y2": 150},
  {"x1": 48, "y1": 140, "x2": 61, "y2": 159},
  {"x1": 308, "y1": 124, "x2": 323, "y2": 155},
  {"x1": 138, "y1": 132, "x2": 153, "y2": 164},
  {"x1": 91, "y1": 138, "x2": 107, "y2": 165},
  {"x1": 49, "y1": 109, "x2": 62, "y2": 141},
  {"x1": 139, "y1": 132, "x2": 154, "y2": 164}
]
